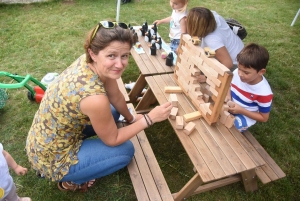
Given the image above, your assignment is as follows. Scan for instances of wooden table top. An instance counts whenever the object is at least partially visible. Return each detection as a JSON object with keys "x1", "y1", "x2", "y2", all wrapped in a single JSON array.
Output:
[
  {"x1": 130, "y1": 31, "x2": 175, "y2": 76},
  {"x1": 145, "y1": 73, "x2": 266, "y2": 183}
]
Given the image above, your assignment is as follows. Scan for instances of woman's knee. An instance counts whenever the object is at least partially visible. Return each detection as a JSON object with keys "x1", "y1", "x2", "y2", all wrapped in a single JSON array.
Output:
[{"x1": 121, "y1": 140, "x2": 135, "y2": 159}]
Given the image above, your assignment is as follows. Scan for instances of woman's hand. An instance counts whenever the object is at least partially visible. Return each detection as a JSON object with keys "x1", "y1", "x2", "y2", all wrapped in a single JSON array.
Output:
[{"x1": 147, "y1": 102, "x2": 173, "y2": 123}]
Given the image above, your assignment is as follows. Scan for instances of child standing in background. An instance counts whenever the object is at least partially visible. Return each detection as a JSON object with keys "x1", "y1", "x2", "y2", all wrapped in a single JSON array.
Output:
[
  {"x1": 153, "y1": 0, "x2": 188, "y2": 53},
  {"x1": 0, "y1": 143, "x2": 31, "y2": 201}
]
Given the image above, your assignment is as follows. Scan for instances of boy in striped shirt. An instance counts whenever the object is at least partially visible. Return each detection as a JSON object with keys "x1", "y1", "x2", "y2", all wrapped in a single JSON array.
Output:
[{"x1": 226, "y1": 43, "x2": 273, "y2": 132}]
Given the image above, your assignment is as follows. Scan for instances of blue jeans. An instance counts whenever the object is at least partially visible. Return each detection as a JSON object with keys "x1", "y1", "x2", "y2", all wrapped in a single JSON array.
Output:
[
  {"x1": 170, "y1": 39, "x2": 180, "y2": 52},
  {"x1": 60, "y1": 105, "x2": 134, "y2": 185}
]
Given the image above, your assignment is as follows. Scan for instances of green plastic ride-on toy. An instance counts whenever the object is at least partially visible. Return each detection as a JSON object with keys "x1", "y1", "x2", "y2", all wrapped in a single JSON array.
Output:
[{"x1": 0, "y1": 71, "x2": 48, "y2": 103}]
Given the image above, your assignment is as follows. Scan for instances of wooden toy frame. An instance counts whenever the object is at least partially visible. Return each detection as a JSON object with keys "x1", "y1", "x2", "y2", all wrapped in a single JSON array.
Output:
[{"x1": 174, "y1": 34, "x2": 233, "y2": 125}]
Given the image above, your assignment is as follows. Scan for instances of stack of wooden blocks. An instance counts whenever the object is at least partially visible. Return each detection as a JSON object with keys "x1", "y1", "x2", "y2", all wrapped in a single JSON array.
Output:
[{"x1": 169, "y1": 34, "x2": 234, "y2": 129}]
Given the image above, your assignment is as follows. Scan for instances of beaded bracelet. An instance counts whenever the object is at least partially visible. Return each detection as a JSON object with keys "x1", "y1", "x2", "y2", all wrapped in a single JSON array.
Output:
[{"x1": 145, "y1": 114, "x2": 153, "y2": 126}]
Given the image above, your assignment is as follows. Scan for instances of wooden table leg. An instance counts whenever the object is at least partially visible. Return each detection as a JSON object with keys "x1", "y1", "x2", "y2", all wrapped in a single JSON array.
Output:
[
  {"x1": 128, "y1": 74, "x2": 147, "y2": 103},
  {"x1": 173, "y1": 173, "x2": 203, "y2": 201},
  {"x1": 135, "y1": 88, "x2": 157, "y2": 112},
  {"x1": 241, "y1": 169, "x2": 258, "y2": 192}
]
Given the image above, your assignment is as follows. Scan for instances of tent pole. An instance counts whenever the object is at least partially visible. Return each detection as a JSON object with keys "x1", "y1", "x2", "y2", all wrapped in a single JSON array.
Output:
[{"x1": 116, "y1": 0, "x2": 121, "y2": 22}]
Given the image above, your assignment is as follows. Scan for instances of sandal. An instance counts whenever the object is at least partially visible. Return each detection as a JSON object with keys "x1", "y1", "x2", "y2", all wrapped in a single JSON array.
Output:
[{"x1": 57, "y1": 180, "x2": 96, "y2": 192}]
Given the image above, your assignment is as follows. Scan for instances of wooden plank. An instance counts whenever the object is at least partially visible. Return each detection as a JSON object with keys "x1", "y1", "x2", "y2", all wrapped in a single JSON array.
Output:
[
  {"x1": 229, "y1": 127, "x2": 266, "y2": 167},
  {"x1": 191, "y1": 175, "x2": 241, "y2": 195},
  {"x1": 255, "y1": 166, "x2": 272, "y2": 184},
  {"x1": 130, "y1": 46, "x2": 151, "y2": 75},
  {"x1": 130, "y1": 132, "x2": 163, "y2": 201},
  {"x1": 241, "y1": 169, "x2": 258, "y2": 192},
  {"x1": 127, "y1": 158, "x2": 150, "y2": 200},
  {"x1": 116, "y1": 77, "x2": 130, "y2": 102},
  {"x1": 138, "y1": 34, "x2": 167, "y2": 74},
  {"x1": 135, "y1": 88, "x2": 157, "y2": 111},
  {"x1": 136, "y1": 130, "x2": 174, "y2": 201},
  {"x1": 243, "y1": 130, "x2": 286, "y2": 180},
  {"x1": 147, "y1": 75, "x2": 215, "y2": 182},
  {"x1": 128, "y1": 74, "x2": 147, "y2": 103},
  {"x1": 127, "y1": 104, "x2": 174, "y2": 201},
  {"x1": 173, "y1": 173, "x2": 203, "y2": 201},
  {"x1": 201, "y1": 120, "x2": 247, "y2": 173},
  {"x1": 209, "y1": 71, "x2": 232, "y2": 123},
  {"x1": 216, "y1": 123, "x2": 257, "y2": 170}
]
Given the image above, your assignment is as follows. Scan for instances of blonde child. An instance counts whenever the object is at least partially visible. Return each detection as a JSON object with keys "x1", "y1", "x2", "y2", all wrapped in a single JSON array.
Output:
[
  {"x1": 0, "y1": 143, "x2": 31, "y2": 201},
  {"x1": 153, "y1": 0, "x2": 188, "y2": 53}
]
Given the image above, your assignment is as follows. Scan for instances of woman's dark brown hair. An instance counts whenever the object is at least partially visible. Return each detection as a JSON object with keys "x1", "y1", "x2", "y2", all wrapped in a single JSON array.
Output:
[{"x1": 84, "y1": 25, "x2": 137, "y2": 63}]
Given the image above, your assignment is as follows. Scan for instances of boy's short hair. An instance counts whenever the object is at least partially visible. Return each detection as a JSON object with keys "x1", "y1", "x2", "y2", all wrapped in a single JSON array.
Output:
[{"x1": 237, "y1": 43, "x2": 269, "y2": 72}]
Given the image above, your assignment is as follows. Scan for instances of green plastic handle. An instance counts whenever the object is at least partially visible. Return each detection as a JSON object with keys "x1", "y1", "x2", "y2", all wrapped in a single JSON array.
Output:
[{"x1": 0, "y1": 71, "x2": 31, "y2": 89}]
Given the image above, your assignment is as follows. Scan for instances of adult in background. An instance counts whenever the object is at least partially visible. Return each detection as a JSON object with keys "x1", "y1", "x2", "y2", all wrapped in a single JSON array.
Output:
[
  {"x1": 186, "y1": 7, "x2": 244, "y2": 71},
  {"x1": 26, "y1": 21, "x2": 172, "y2": 192}
]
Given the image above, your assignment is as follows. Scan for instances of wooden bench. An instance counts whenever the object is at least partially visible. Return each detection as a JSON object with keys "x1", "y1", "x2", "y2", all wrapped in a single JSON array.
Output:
[
  {"x1": 117, "y1": 103, "x2": 174, "y2": 201},
  {"x1": 242, "y1": 130, "x2": 286, "y2": 184}
]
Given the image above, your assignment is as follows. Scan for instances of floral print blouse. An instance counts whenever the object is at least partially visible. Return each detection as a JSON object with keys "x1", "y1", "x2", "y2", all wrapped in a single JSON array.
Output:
[{"x1": 26, "y1": 54, "x2": 106, "y2": 181}]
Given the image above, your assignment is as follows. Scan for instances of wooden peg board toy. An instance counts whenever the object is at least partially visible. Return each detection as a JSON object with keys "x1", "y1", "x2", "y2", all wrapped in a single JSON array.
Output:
[{"x1": 174, "y1": 34, "x2": 233, "y2": 125}]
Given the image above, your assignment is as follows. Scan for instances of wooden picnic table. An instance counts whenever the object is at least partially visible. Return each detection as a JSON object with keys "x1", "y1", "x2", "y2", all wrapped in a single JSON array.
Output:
[
  {"x1": 126, "y1": 32, "x2": 285, "y2": 200},
  {"x1": 140, "y1": 73, "x2": 266, "y2": 200},
  {"x1": 128, "y1": 29, "x2": 175, "y2": 105}
]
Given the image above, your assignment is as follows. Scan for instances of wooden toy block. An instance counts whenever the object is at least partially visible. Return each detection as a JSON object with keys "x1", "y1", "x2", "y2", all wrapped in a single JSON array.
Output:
[
  {"x1": 219, "y1": 110, "x2": 230, "y2": 124},
  {"x1": 169, "y1": 107, "x2": 178, "y2": 120},
  {"x1": 183, "y1": 111, "x2": 201, "y2": 122},
  {"x1": 189, "y1": 77, "x2": 198, "y2": 84},
  {"x1": 221, "y1": 104, "x2": 229, "y2": 112},
  {"x1": 169, "y1": 94, "x2": 178, "y2": 107},
  {"x1": 174, "y1": 34, "x2": 233, "y2": 125},
  {"x1": 196, "y1": 75, "x2": 207, "y2": 83},
  {"x1": 206, "y1": 77, "x2": 216, "y2": 88},
  {"x1": 190, "y1": 67, "x2": 201, "y2": 76},
  {"x1": 176, "y1": 116, "x2": 184, "y2": 129},
  {"x1": 227, "y1": 100, "x2": 235, "y2": 108},
  {"x1": 184, "y1": 122, "x2": 196, "y2": 135},
  {"x1": 191, "y1": 36, "x2": 201, "y2": 45},
  {"x1": 224, "y1": 114, "x2": 235, "y2": 128},
  {"x1": 194, "y1": 91, "x2": 203, "y2": 100},
  {"x1": 203, "y1": 94, "x2": 210, "y2": 103},
  {"x1": 204, "y1": 47, "x2": 216, "y2": 58},
  {"x1": 200, "y1": 103, "x2": 212, "y2": 115},
  {"x1": 209, "y1": 86, "x2": 218, "y2": 97},
  {"x1": 164, "y1": 86, "x2": 183, "y2": 93},
  {"x1": 191, "y1": 84, "x2": 201, "y2": 91}
]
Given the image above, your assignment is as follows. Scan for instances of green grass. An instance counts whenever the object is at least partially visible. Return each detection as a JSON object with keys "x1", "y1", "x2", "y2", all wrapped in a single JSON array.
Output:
[{"x1": 1, "y1": 0, "x2": 300, "y2": 200}]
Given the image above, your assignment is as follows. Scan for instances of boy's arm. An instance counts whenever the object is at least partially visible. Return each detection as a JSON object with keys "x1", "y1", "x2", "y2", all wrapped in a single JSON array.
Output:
[
  {"x1": 228, "y1": 103, "x2": 270, "y2": 122},
  {"x1": 3, "y1": 150, "x2": 28, "y2": 175}
]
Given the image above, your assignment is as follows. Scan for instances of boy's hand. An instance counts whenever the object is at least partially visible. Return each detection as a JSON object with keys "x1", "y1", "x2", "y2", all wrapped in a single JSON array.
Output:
[
  {"x1": 228, "y1": 102, "x2": 243, "y2": 114},
  {"x1": 14, "y1": 165, "x2": 28, "y2": 176}
]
